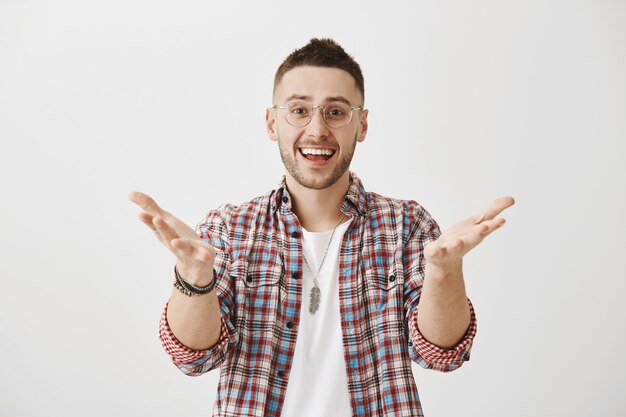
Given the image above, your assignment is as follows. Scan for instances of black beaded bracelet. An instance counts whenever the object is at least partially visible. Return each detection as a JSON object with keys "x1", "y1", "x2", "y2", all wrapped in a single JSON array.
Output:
[{"x1": 173, "y1": 265, "x2": 216, "y2": 296}]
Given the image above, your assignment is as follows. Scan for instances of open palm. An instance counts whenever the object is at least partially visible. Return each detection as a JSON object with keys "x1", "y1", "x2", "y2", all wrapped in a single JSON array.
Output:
[
  {"x1": 424, "y1": 196, "x2": 515, "y2": 269},
  {"x1": 128, "y1": 191, "x2": 216, "y2": 285}
]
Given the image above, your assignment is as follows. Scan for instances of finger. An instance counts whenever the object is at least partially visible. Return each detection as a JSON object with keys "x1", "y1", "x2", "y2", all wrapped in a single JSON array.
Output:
[
  {"x1": 465, "y1": 217, "x2": 506, "y2": 242},
  {"x1": 170, "y1": 238, "x2": 194, "y2": 259},
  {"x1": 171, "y1": 238, "x2": 213, "y2": 262},
  {"x1": 128, "y1": 191, "x2": 165, "y2": 216},
  {"x1": 153, "y1": 216, "x2": 179, "y2": 242},
  {"x1": 474, "y1": 196, "x2": 515, "y2": 223},
  {"x1": 476, "y1": 217, "x2": 506, "y2": 236},
  {"x1": 137, "y1": 212, "x2": 157, "y2": 231},
  {"x1": 458, "y1": 217, "x2": 505, "y2": 253}
]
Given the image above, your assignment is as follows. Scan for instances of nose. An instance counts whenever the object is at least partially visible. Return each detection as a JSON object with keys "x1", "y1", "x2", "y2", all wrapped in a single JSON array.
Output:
[{"x1": 306, "y1": 106, "x2": 330, "y2": 138}]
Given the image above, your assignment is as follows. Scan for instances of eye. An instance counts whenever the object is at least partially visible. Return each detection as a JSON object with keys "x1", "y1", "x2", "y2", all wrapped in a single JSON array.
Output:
[
  {"x1": 288, "y1": 102, "x2": 311, "y2": 117},
  {"x1": 325, "y1": 103, "x2": 348, "y2": 119}
]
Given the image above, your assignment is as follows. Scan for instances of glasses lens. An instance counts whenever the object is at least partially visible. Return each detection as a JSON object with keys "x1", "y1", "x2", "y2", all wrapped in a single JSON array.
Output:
[
  {"x1": 323, "y1": 102, "x2": 352, "y2": 128},
  {"x1": 285, "y1": 102, "x2": 312, "y2": 127}
]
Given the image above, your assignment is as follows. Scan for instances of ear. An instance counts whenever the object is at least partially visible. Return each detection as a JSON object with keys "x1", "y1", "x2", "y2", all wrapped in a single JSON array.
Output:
[
  {"x1": 266, "y1": 107, "x2": 278, "y2": 142},
  {"x1": 356, "y1": 109, "x2": 369, "y2": 143}
]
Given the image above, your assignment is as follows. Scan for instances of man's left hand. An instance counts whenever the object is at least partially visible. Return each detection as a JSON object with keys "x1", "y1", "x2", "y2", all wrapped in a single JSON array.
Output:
[{"x1": 424, "y1": 196, "x2": 516, "y2": 276}]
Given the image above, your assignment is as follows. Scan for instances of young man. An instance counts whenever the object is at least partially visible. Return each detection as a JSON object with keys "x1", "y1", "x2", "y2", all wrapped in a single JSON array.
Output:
[{"x1": 130, "y1": 38, "x2": 514, "y2": 417}]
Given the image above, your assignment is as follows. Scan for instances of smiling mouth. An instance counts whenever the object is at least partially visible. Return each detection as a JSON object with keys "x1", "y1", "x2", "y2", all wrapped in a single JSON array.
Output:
[{"x1": 299, "y1": 147, "x2": 336, "y2": 161}]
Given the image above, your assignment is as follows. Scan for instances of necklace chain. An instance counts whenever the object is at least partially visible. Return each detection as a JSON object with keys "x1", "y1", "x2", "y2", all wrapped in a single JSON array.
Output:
[{"x1": 302, "y1": 213, "x2": 347, "y2": 314}]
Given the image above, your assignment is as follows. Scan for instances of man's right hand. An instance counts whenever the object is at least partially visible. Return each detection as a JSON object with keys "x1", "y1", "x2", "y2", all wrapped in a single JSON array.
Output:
[{"x1": 128, "y1": 191, "x2": 216, "y2": 286}]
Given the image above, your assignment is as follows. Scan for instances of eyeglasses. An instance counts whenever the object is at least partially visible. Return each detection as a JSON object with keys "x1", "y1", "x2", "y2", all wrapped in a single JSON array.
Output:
[{"x1": 272, "y1": 101, "x2": 364, "y2": 128}]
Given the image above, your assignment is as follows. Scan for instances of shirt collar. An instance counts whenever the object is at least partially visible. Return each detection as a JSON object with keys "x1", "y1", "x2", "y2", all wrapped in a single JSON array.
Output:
[{"x1": 270, "y1": 171, "x2": 369, "y2": 217}]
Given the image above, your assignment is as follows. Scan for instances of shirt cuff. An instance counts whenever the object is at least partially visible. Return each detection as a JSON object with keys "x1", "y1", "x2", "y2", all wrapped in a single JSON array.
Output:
[
  {"x1": 159, "y1": 302, "x2": 230, "y2": 366},
  {"x1": 409, "y1": 299, "x2": 477, "y2": 372}
]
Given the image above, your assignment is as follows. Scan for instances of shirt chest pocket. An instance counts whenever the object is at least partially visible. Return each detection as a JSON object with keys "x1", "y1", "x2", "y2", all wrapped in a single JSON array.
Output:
[
  {"x1": 365, "y1": 261, "x2": 406, "y2": 337},
  {"x1": 232, "y1": 258, "x2": 283, "y2": 337}
]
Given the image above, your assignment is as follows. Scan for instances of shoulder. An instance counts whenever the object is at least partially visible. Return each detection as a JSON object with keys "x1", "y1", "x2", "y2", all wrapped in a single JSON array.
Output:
[
  {"x1": 350, "y1": 173, "x2": 434, "y2": 227},
  {"x1": 365, "y1": 191, "x2": 439, "y2": 241},
  {"x1": 195, "y1": 189, "x2": 275, "y2": 232},
  {"x1": 367, "y1": 192, "x2": 436, "y2": 225}
]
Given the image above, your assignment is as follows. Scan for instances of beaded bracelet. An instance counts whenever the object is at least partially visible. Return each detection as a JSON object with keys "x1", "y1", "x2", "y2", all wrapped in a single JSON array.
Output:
[{"x1": 173, "y1": 265, "x2": 216, "y2": 296}]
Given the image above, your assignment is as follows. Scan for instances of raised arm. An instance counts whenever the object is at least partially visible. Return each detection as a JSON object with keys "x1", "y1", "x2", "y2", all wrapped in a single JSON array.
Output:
[
  {"x1": 129, "y1": 191, "x2": 222, "y2": 350},
  {"x1": 417, "y1": 196, "x2": 515, "y2": 348}
]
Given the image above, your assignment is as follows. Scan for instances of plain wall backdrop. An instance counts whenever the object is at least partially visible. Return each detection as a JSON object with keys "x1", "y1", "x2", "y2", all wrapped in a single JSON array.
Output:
[{"x1": 1, "y1": 1, "x2": 625, "y2": 416}]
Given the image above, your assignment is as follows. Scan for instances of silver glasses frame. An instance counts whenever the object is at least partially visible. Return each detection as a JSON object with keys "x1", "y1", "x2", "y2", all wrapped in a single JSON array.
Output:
[{"x1": 272, "y1": 102, "x2": 364, "y2": 128}]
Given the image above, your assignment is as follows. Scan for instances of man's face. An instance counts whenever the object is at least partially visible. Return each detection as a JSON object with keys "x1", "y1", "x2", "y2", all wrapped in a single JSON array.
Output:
[{"x1": 266, "y1": 66, "x2": 368, "y2": 190}]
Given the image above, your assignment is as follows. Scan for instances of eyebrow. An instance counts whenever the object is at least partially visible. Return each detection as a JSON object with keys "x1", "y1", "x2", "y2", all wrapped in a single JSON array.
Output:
[{"x1": 283, "y1": 94, "x2": 353, "y2": 106}]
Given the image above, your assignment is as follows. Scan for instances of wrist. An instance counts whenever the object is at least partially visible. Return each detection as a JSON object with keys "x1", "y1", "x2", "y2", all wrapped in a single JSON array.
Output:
[
  {"x1": 176, "y1": 264, "x2": 214, "y2": 287},
  {"x1": 174, "y1": 265, "x2": 216, "y2": 296},
  {"x1": 425, "y1": 260, "x2": 463, "y2": 282}
]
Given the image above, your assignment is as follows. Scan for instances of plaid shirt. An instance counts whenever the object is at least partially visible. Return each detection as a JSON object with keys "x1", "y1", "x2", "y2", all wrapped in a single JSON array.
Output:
[{"x1": 160, "y1": 172, "x2": 477, "y2": 417}]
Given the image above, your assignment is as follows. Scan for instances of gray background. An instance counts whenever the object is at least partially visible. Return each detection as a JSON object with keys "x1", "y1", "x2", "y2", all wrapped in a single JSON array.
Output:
[{"x1": 1, "y1": 0, "x2": 625, "y2": 416}]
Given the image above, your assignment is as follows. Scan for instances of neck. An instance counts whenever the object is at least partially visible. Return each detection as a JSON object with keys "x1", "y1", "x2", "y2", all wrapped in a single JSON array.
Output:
[{"x1": 285, "y1": 172, "x2": 350, "y2": 232}]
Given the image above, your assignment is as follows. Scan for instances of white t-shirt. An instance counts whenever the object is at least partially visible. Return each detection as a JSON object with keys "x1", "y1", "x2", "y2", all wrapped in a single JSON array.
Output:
[{"x1": 281, "y1": 219, "x2": 353, "y2": 417}]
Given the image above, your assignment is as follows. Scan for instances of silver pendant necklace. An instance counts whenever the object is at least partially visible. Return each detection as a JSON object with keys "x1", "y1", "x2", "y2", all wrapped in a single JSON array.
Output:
[{"x1": 302, "y1": 214, "x2": 347, "y2": 314}]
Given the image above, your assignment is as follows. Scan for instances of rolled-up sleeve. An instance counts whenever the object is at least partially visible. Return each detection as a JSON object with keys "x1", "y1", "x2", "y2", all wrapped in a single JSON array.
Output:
[
  {"x1": 408, "y1": 299, "x2": 477, "y2": 372},
  {"x1": 159, "y1": 302, "x2": 236, "y2": 376}
]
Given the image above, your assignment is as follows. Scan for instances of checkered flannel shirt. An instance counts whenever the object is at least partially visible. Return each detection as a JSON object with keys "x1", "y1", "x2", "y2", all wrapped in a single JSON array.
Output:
[{"x1": 160, "y1": 172, "x2": 477, "y2": 417}]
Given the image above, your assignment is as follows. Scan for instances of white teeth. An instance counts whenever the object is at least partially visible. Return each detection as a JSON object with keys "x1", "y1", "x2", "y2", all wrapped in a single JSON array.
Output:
[{"x1": 300, "y1": 148, "x2": 335, "y2": 156}]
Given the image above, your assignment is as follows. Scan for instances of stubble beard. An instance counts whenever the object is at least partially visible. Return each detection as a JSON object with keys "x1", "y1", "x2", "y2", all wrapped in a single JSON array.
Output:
[{"x1": 278, "y1": 134, "x2": 358, "y2": 190}]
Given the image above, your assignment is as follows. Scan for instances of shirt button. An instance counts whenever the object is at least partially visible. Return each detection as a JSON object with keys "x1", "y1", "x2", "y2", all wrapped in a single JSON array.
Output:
[
  {"x1": 286, "y1": 321, "x2": 293, "y2": 329},
  {"x1": 291, "y1": 272, "x2": 299, "y2": 279},
  {"x1": 246, "y1": 276, "x2": 253, "y2": 283},
  {"x1": 388, "y1": 275, "x2": 396, "y2": 282},
  {"x1": 282, "y1": 196, "x2": 288, "y2": 203},
  {"x1": 291, "y1": 231, "x2": 299, "y2": 238},
  {"x1": 277, "y1": 370, "x2": 284, "y2": 378}
]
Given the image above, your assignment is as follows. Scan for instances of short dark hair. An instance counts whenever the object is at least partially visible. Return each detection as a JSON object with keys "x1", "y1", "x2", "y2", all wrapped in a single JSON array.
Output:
[{"x1": 273, "y1": 38, "x2": 365, "y2": 101}]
